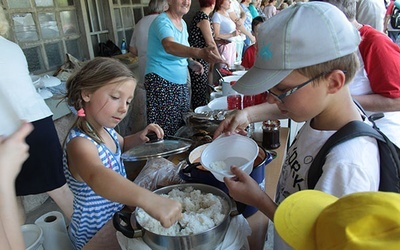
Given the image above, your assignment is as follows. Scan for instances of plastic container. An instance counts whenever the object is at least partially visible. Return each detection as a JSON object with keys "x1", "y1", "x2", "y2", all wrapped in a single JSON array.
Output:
[
  {"x1": 227, "y1": 94, "x2": 242, "y2": 110},
  {"x1": 21, "y1": 224, "x2": 44, "y2": 250},
  {"x1": 243, "y1": 95, "x2": 255, "y2": 108},
  {"x1": 179, "y1": 143, "x2": 273, "y2": 217},
  {"x1": 200, "y1": 134, "x2": 258, "y2": 182}
]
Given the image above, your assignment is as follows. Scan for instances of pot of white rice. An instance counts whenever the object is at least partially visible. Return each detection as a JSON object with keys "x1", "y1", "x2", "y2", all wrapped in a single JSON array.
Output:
[{"x1": 113, "y1": 183, "x2": 235, "y2": 249}]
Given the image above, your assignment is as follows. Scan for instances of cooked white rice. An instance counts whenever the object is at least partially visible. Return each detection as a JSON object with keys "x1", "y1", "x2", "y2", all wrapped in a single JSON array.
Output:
[
  {"x1": 136, "y1": 186, "x2": 228, "y2": 236},
  {"x1": 209, "y1": 161, "x2": 227, "y2": 171}
]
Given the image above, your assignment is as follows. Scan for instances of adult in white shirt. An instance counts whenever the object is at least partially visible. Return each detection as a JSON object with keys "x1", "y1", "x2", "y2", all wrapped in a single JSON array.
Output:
[
  {"x1": 228, "y1": 0, "x2": 255, "y2": 64},
  {"x1": 213, "y1": 0, "x2": 240, "y2": 66},
  {"x1": 0, "y1": 9, "x2": 73, "y2": 222},
  {"x1": 127, "y1": 0, "x2": 169, "y2": 134}
]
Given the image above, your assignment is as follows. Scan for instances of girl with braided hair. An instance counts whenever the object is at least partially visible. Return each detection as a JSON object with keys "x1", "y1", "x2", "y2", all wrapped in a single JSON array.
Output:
[{"x1": 63, "y1": 57, "x2": 182, "y2": 249}]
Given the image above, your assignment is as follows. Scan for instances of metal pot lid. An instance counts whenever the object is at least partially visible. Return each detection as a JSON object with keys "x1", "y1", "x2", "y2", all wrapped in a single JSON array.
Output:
[{"x1": 122, "y1": 136, "x2": 192, "y2": 162}]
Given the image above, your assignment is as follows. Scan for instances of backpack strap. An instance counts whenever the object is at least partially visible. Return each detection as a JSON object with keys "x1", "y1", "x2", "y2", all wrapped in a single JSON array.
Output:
[
  {"x1": 307, "y1": 121, "x2": 385, "y2": 189},
  {"x1": 352, "y1": 99, "x2": 385, "y2": 130}
]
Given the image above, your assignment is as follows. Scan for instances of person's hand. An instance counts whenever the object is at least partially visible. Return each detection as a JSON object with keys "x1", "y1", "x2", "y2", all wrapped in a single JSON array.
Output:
[
  {"x1": 224, "y1": 166, "x2": 264, "y2": 208},
  {"x1": 146, "y1": 195, "x2": 182, "y2": 228},
  {"x1": 200, "y1": 46, "x2": 224, "y2": 64},
  {"x1": 230, "y1": 30, "x2": 240, "y2": 38},
  {"x1": 235, "y1": 21, "x2": 242, "y2": 29},
  {"x1": 213, "y1": 109, "x2": 251, "y2": 139},
  {"x1": 249, "y1": 34, "x2": 256, "y2": 44},
  {"x1": 141, "y1": 123, "x2": 164, "y2": 142},
  {"x1": 188, "y1": 60, "x2": 204, "y2": 75},
  {"x1": 0, "y1": 122, "x2": 33, "y2": 182}
]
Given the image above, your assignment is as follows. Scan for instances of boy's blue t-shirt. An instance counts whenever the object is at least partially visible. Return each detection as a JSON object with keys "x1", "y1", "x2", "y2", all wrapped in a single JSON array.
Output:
[{"x1": 145, "y1": 12, "x2": 189, "y2": 84}]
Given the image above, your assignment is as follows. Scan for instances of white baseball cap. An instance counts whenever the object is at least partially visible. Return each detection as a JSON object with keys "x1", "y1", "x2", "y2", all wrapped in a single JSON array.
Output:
[{"x1": 232, "y1": 2, "x2": 360, "y2": 95}]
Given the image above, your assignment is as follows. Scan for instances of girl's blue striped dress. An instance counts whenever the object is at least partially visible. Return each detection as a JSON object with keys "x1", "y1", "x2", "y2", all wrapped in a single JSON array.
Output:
[{"x1": 63, "y1": 127, "x2": 125, "y2": 249}]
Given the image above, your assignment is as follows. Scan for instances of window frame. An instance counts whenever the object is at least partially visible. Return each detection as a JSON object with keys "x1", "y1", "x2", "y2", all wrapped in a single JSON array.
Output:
[
  {"x1": 2, "y1": 0, "x2": 149, "y2": 74},
  {"x1": 4, "y1": 0, "x2": 85, "y2": 74}
]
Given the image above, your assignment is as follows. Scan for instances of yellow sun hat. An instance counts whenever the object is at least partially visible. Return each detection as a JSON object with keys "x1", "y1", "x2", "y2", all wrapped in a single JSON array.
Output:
[{"x1": 274, "y1": 190, "x2": 400, "y2": 250}]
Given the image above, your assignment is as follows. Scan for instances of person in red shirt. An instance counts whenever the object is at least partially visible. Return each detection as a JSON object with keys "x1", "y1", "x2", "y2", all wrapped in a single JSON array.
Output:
[
  {"x1": 241, "y1": 16, "x2": 266, "y2": 69},
  {"x1": 315, "y1": 0, "x2": 400, "y2": 148}
]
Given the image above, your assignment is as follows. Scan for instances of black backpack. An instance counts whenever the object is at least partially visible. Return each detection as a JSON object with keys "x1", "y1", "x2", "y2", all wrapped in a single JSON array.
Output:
[
  {"x1": 307, "y1": 113, "x2": 400, "y2": 192},
  {"x1": 98, "y1": 40, "x2": 122, "y2": 57},
  {"x1": 391, "y1": 4, "x2": 400, "y2": 29}
]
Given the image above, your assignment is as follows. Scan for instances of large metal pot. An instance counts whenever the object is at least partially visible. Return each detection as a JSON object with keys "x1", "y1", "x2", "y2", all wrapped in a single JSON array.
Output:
[
  {"x1": 113, "y1": 183, "x2": 236, "y2": 250},
  {"x1": 179, "y1": 144, "x2": 273, "y2": 217}
]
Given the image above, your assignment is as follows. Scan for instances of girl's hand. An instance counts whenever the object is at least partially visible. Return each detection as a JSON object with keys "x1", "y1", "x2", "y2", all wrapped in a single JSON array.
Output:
[
  {"x1": 147, "y1": 196, "x2": 182, "y2": 228},
  {"x1": 141, "y1": 123, "x2": 164, "y2": 142},
  {"x1": 122, "y1": 123, "x2": 164, "y2": 151},
  {"x1": 224, "y1": 166, "x2": 264, "y2": 208}
]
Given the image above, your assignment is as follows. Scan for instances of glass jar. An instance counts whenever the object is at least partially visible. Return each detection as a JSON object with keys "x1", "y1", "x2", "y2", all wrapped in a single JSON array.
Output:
[{"x1": 262, "y1": 120, "x2": 281, "y2": 149}]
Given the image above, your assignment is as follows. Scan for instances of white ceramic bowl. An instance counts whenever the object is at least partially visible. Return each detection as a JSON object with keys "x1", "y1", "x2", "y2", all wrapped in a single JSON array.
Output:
[
  {"x1": 207, "y1": 96, "x2": 227, "y2": 110},
  {"x1": 200, "y1": 134, "x2": 258, "y2": 182}
]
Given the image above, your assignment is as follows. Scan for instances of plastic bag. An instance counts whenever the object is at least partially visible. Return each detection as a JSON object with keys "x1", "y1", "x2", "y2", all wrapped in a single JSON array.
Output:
[
  {"x1": 216, "y1": 214, "x2": 251, "y2": 250},
  {"x1": 116, "y1": 232, "x2": 151, "y2": 250},
  {"x1": 133, "y1": 158, "x2": 185, "y2": 191}
]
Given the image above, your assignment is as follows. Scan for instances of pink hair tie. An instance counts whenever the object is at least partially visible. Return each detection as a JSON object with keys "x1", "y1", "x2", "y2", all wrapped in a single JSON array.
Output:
[{"x1": 77, "y1": 108, "x2": 86, "y2": 117}]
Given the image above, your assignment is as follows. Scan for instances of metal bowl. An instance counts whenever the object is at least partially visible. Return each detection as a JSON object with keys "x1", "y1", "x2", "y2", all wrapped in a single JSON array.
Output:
[{"x1": 113, "y1": 183, "x2": 235, "y2": 250}]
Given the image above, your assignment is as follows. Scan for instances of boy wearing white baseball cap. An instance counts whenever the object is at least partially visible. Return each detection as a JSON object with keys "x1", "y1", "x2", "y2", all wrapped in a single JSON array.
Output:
[{"x1": 217, "y1": 1, "x2": 381, "y2": 247}]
